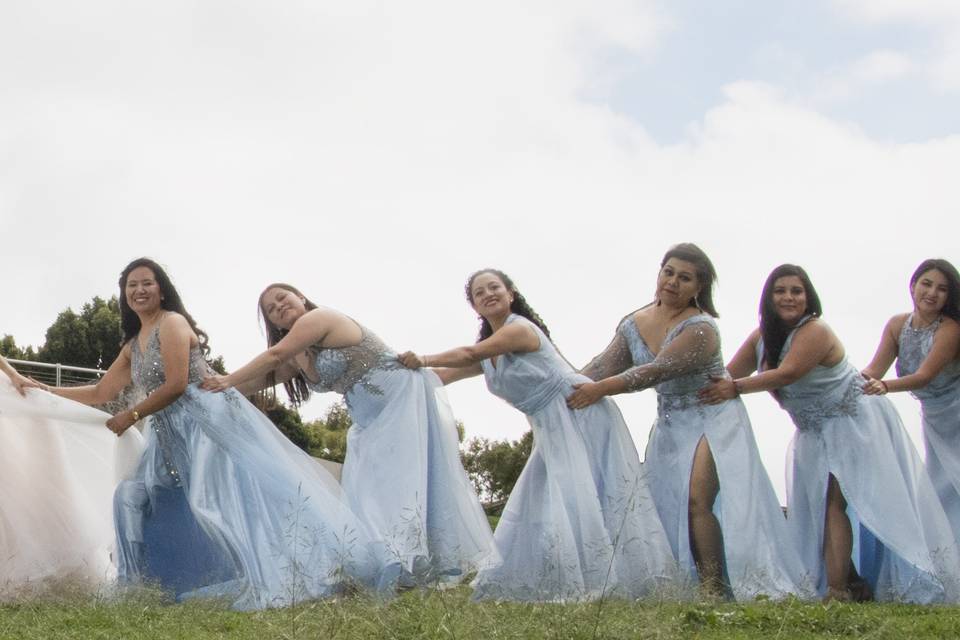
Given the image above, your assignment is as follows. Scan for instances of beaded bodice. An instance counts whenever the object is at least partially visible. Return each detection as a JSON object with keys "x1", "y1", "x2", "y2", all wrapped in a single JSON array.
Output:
[
  {"x1": 131, "y1": 324, "x2": 208, "y2": 395},
  {"x1": 481, "y1": 315, "x2": 580, "y2": 415},
  {"x1": 762, "y1": 316, "x2": 862, "y2": 431},
  {"x1": 304, "y1": 324, "x2": 399, "y2": 396},
  {"x1": 896, "y1": 314, "x2": 960, "y2": 402}
]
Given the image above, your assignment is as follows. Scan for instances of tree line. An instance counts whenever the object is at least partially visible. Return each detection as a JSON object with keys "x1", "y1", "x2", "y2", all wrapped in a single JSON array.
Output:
[{"x1": 2, "y1": 296, "x2": 529, "y2": 512}]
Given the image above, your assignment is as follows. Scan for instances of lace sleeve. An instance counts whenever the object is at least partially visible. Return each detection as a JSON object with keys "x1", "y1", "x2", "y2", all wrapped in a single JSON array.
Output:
[
  {"x1": 618, "y1": 320, "x2": 719, "y2": 392},
  {"x1": 580, "y1": 325, "x2": 634, "y2": 381}
]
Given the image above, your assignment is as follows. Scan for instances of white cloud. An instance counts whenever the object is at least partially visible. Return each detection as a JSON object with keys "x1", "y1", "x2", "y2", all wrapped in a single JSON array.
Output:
[
  {"x1": 809, "y1": 49, "x2": 913, "y2": 104},
  {"x1": 1, "y1": 2, "x2": 958, "y2": 502},
  {"x1": 831, "y1": 0, "x2": 960, "y2": 93}
]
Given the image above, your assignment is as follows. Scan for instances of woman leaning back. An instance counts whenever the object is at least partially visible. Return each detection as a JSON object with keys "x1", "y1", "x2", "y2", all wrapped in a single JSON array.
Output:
[
  {"x1": 201, "y1": 282, "x2": 495, "y2": 587},
  {"x1": 567, "y1": 243, "x2": 808, "y2": 600},
  {"x1": 861, "y1": 259, "x2": 960, "y2": 540},
  {"x1": 49, "y1": 258, "x2": 389, "y2": 609},
  {"x1": 398, "y1": 268, "x2": 677, "y2": 602},
  {"x1": 700, "y1": 263, "x2": 960, "y2": 603}
]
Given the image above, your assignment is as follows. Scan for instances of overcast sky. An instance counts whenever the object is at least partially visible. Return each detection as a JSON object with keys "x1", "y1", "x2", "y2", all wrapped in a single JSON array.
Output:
[{"x1": 3, "y1": 0, "x2": 958, "y2": 501}]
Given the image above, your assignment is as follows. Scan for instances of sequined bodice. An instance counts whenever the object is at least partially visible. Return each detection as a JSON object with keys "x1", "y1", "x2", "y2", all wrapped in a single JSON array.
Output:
[
  {"x1": 482, "y1": 315, "x2": 582, "y2": 415},
  {"x1": 131, "y1": 325, "x2": 208, "y2": 395},
  {"x1": 620, "y1": 314, "x2": 726, "y2": 403},
  {"x1": 896, "y1": 314, "x2": 960, "y2": 402},
  {"x1": 763, "y1": 317, "x2": 862, "y2": 431},
  {"x1": 305, "y1": 324, "x2": 398, "y2": 396}
]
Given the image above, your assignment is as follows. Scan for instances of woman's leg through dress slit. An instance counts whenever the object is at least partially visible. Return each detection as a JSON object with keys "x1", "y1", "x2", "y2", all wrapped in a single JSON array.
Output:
[
  {"x1": 823, "y1": 474, "x2": 872, "y2": 602},
  {"x1": 688, "y1": 436, "x2": 726, "y2": 596}
]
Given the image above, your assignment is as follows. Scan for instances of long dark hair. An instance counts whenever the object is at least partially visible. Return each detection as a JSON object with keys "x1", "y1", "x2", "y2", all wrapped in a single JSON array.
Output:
[
  {"x1": 759, "y1": 264, "x2": 822, "y2": 369},
  {"x1": 259, "y1": 282, "x2": 319, "y2": 406},
  {"x1": 910, "y1": 258, "x2": 960, "y2": 322},
  {"x1": 465, "y1": 269, "x2": 550, "y2": 342},
  {"x1": 659, "y1": 243, "x2": 720, "y2": 317},
  {"x1": 119, "y1": 257, "x2": 210, "y2": 355}
]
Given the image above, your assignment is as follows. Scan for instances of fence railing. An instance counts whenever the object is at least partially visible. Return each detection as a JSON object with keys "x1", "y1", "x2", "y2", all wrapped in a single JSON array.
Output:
[{"x1": 6, "y1": 358, "x2": 106, "y2": 387}]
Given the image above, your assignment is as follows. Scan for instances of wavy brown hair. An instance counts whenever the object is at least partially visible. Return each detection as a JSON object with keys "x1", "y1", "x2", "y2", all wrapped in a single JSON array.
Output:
[
  {"x1": 465, "y1": 269, "x2": 550, "y2": 342},
  {"x1": 910, "y1": 259, "x2": 960, "y2": 322},
  {"x1": 119, "y1": 258, "x2": 210, "y2": 356},
  {"x1": 758, "y1": 264, "x2": 822, "y2": 370},
  {"x1": 259, "y1": 282, "x2": 319, "y2": 406},
  {"x1": 659, "y1": 243, "x2": 719, "y2": 317}
]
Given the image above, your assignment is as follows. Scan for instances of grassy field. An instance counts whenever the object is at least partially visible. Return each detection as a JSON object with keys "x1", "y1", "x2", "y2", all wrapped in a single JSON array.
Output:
[{"x1": 4, "y1": 587, "x2": 960, "y2": 639}]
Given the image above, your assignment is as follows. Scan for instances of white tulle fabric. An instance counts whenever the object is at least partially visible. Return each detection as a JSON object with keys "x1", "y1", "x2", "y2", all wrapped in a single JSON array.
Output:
[{"x1": 0, "y1": 378, "x2": 143, "y2": 598}]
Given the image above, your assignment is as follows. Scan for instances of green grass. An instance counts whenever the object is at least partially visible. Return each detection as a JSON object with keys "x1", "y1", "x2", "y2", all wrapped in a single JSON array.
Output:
[{"x1": 4, "y1": 588, "x2": 960, "y2": 639}]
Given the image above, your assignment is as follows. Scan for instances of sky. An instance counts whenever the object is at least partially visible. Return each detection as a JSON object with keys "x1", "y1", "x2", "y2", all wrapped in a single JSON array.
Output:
[{"x1": 2, "y1": 0, "x2": 959, "y2": 501}]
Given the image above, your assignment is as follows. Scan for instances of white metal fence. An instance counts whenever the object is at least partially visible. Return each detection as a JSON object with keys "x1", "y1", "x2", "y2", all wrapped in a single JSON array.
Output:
[{"x1": 6, "y1": 358, "x2": 106, "y2": 387}]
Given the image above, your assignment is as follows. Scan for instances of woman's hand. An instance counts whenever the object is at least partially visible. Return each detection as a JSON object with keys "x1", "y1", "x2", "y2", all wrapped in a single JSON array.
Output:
[
  {"x1": 200, "y1": 374, "x2": 233, "y2": 393},
  {"x1": 861, "y1": 376, "x2": 888, "y2": 395},
  {"x1": 699, "y1": 377, "x2": 737, "y2": 405},
  {"x1": 397, "y1": 351, "x2": 425, "y2": 369},
  {"x1": 9, "y1": 372, "x2": 46, "y2": 396},
  {"x1": 106, "y1": 409, "x2": 138, "y2": 436},
  {"x1": 566, "y1": 382, "x2": 606, "y2": 409}
]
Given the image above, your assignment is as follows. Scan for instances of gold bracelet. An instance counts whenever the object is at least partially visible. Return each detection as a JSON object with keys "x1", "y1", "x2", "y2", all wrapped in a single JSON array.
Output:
[{"x1": 131, "y1": 409, "x2": 141, "y2": 422}]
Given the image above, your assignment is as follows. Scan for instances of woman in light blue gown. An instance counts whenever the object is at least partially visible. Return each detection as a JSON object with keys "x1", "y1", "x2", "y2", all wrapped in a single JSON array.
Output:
[
  {"x1": 398, "y1": 269, "x2": 677, "y2": 602},
  {"x1": 568, "y1": 243, "x2": 807, "y2": 600},
  {"x1": 202, "y1": 282, "x2": 494, "y2": 587},
  {"x1": 51, "y1": 259, "x2": 388, "y2": 609},
  {"x1": 701, "y1": 264, "x2": 960, "y2": 603},
  {"x1": 862, "y1": 259, "x2": 960, "y2": 540}
]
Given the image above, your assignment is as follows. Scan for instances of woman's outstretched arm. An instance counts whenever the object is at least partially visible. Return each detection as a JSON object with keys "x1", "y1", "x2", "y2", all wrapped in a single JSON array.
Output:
[
  {"x1": 567, "y1": 320, "x2": 719, "y2": 409},
  {"x1": 202, "y1": 309, "x2": 335, "y2": 393}
]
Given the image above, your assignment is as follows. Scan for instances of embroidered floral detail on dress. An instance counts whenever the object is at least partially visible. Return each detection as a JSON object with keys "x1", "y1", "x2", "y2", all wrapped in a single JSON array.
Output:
[{"x1": 786, "y1": 377, "x2": 862, "y2": 432}]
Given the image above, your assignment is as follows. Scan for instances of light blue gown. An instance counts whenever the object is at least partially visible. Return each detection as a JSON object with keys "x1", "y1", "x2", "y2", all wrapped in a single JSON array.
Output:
[
  {"x1": 770, "y1": 316, "x2": 960, "y2": 603},
  {"x1": 896, "y1": 314, "x2": 960, "y2": 540},
  {"x1": 472, "y1": 314, "x2": 677, "y2": 602},
  {"x1": 303, "y1": 322, "x2": 495, "y2": 585},
  {"x1": 585, "y1": 313, "x2": 808, "y2": 600},
  {"x1": 114, "y1": 325, "x2": 390, "y2": 610}
]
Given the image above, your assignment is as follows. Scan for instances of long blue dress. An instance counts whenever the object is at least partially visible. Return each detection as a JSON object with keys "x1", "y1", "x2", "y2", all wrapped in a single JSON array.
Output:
[
  {"x1": 770, "y1": 316, "x2": 960, "y2": 603},
  {"x1": 583, "y1": 313, "x2": 808, "y2": 600},
  {"x1": 303, "y1": 322, "x2": 495, "y2": 585},
  {"x1": 896, "y1": 315, "x2": 960, "y2": 540},
  {"x1": 114, "y1": 324, "x2": 389, "y2": 609},
  {"x1": 471, "y1": 314, "x2": 677, "y2": 602}
]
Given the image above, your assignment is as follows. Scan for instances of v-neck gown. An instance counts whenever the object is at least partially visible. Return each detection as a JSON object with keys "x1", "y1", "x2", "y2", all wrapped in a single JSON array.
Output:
[
  {"x1": 585, "y1": 313, "x2": 809, "y2": 600},
  {"x1": 113, "y1": 325, "x2": 390, "y2": 609},
  {"x1": 471, "y1": 314, "x2": 677, "y2": 602}
]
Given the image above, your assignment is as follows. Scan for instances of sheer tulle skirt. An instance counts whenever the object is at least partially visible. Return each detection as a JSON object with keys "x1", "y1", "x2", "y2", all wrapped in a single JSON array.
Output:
[
  {"x1": 472, "y1": 395, "x2": 676, "y2": 602},
  {"x1": 0, "y1": 383, "x2": 142, "y2": 599},
  {"x1": 114, "y1": 385, "x2": 392, "y2": 610},
  {"x1": 341, "y1": 368, "x2": 496, "y2": 584}
]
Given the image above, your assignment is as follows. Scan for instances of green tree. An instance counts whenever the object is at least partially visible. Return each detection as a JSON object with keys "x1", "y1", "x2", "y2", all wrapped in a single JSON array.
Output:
[
  {"x1": 265, "y1": 402, "x2": 317, "y2": 452},
  {"x1": 460, "y1": 430, "x2": 533, "y2": 507},
  {"x1": 0, "y1": 335, "x2": 34, "y2": 360},
  {"x1": 305, "y1": 402, "x2": 352, "y2": 463},
  {"x1": 38, "y1": 296, "x2": 122, "y2": 369}
]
